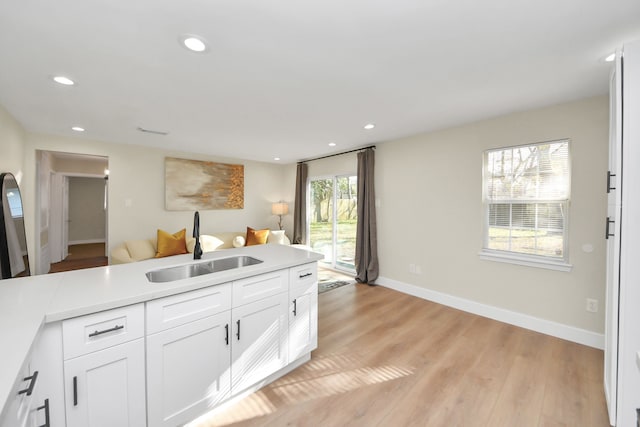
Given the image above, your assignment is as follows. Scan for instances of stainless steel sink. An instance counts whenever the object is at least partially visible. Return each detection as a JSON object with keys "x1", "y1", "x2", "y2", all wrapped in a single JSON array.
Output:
[{"x1": 146, "y1": 256, "x2": 263, "y2": 283}]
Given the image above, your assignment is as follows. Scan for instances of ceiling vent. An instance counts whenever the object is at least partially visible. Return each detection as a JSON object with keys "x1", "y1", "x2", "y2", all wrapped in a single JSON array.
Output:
[{"x1": 137, "y1": 127, "x2": 169, "y2": 136}]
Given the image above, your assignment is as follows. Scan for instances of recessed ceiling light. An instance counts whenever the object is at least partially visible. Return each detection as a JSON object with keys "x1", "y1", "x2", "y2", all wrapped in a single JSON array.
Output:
[
  {"x1": 179, "y1": 35, "x2": 208, "y2": 53},
  {"x1": 274, "y1": 157, "x2": 281, "y2": 161},
  {"x1": 53, "y1": 76, "x2": 75, "y2": 86},
  {"x1": 364, "y1": 123, "x2": 375, "y2": 130},
  {"x1": 71, "y1": 126, "x2": 85, "y2": 132},
  {"x1": 605, "y1": 53, "x2": 616, "y2": 62},
  {"x1": 328, "y1": 142, "x2": 337, "y2": 147}
]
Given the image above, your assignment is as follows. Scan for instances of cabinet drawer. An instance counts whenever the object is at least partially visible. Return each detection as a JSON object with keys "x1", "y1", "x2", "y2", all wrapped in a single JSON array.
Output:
[
  {"x1": 63, "y1": 304, "x2": 144, "y2": 360},
  {"x1": 289, "y1": 263, "x2": 318, "y2": 298},
  {"x1": 233, "y1": 270, "x2": 288, "y2": 306},
  {"x1": 146, "y1": 282, "x2": 232, "y2": 334}
]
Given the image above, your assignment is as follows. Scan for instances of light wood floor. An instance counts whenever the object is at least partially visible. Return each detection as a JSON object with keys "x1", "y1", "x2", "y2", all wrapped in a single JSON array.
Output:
[{"x1": 191, "y1": 283, "x2": 609, "y2": 427}]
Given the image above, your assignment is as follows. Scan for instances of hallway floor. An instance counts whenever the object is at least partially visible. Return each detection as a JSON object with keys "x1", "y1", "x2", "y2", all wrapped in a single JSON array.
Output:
[{"x1": 49, "y1": 243, "x2": 108, "y2": 273}]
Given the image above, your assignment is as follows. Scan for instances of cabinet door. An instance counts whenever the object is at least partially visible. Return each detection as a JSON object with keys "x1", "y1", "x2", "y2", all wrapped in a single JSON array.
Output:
[
  {"x1": 29, "y1": 322, "x2": 64, "y2": 427},
  {"x1": 289, "y1": 286, "x2": 318, "y2": 361},
  {"x1": 604, "y1": 51, "x2": 623, "y2": 426},
  {"x1": 0, "y1": 360, "x2": 31, "y2": 427},
  {"x1": 64, "y1": 339, "x2": 146, "y2": 427},
  {"x1": 147, "y1": 311, "x2": 232, "y2": 427},
  {"x1": 231, "y1": 292, "x2": 289, "y2": 393}
]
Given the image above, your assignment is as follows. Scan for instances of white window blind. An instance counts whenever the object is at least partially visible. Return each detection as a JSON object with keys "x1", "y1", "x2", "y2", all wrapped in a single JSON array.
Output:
[{"x1": 483, "y1": 140, "x2": 570, "y2": 261}]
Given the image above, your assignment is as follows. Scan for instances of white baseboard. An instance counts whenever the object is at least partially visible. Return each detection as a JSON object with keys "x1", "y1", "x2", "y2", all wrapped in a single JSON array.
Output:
[
  {"x1": 68, "y1": 239, "x2": 106, "y2": 245},
  {"x1": 376, "y1": 276, "x2": 604, "y2": 350}
]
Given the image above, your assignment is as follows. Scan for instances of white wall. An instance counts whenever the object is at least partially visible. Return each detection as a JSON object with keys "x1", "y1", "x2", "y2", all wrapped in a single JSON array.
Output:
[
  {"x1": 376, "y1": 95, "x2": 608, "y2": 334},
  {"x1": 0, "y1": 104, "x2": 26, "y2": 180},
  {"x1": 22, "y1": 133, "x2": 289, "y2": 265}
]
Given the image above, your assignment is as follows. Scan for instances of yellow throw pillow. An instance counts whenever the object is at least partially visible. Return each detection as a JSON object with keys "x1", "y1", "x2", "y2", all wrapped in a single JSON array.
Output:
[
  {"x1": 245, "y1": 227, "x2": 270, "y2": 246},
  {"x1": 155, "y1": 228, "x2": 188, "y2": 258}
]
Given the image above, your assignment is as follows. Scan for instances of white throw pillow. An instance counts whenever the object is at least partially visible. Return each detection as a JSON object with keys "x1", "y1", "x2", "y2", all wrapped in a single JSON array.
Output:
[
  {"x1": 125, "y1": 239, "x2": 156, "y2": 261},
  {"x1": 268, "y1": 230, "x2": 286, "y2": 245},
  {"x1": 232, "y1": 235, "x2": 246, "y2": 248}
]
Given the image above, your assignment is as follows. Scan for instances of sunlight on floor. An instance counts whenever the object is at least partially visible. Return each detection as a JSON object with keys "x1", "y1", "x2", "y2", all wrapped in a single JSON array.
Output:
[{"x1": 188, "y1": 352, "x2": 414, "y2": 426}]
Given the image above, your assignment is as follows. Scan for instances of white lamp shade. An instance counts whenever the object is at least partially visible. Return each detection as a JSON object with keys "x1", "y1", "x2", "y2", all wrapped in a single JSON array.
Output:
[{"x1": 271, "y1": 202, "x2": 289, "y2": 216}]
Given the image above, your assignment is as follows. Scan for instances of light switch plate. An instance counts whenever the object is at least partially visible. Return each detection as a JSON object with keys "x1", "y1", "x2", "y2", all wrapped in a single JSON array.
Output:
[{"x1": 636, "y1": 351, "x2": 640, "y2": 371}]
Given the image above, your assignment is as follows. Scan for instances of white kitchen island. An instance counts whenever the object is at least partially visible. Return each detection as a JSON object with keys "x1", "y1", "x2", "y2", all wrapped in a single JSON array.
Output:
[{"x1": 0, "y1": 244, "x2": 322, "y2": 427}]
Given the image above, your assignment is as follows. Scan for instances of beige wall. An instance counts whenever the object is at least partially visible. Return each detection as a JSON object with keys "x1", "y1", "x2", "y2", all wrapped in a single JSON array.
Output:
[
  {"x1": 22, "y1": 133, "x2": 289, "y2": 265},
  {"x1": 4, "y1": 95, "x2": 609, "y2": 335},
  {"x1": 376, "y1": 95, "x2": 608, "y2": 333},
  {"x1": 53, "y1": 155, "x2": 108, "y2": 175},
  {"x1": 307, "y1": 152, "x2": 358, "y2": 178},
  {"x1": 68, "y1": 177, "x2": 106, "y2": 243},
  {"x1": 0, "y1": 104, "x2": 26, "y2": 180}
]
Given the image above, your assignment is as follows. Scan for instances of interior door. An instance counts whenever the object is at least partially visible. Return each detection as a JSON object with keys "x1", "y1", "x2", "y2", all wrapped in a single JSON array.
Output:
[
  {"x1": 49, "y1": 174, "x2": 69, "y2": 263},
  {"x1": 37, "y1": 151, "x2": 51, "y2": 274},
  {"x1": 49, "y1": 173, "x2": 63, "y2": 263},
  {"x1": 62, "y1": 176, "x2": 69, "y2": 259}
]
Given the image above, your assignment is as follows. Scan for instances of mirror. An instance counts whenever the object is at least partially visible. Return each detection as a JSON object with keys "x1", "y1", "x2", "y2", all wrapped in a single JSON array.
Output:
[{"x1": 0, "y1": 172, "x2": 30, "y2": 279}]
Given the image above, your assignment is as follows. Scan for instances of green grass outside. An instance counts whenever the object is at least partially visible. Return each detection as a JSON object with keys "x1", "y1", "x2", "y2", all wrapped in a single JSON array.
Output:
[
  {"x1": 488, "y1": 227, "x2": 563, "y2": 257},
  {"x1": 310, "y1": 220, "x2": 357, "y2": 269}
]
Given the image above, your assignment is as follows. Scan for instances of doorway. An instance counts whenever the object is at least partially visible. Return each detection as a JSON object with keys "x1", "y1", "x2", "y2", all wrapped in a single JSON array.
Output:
[
  {"x1": 308, "y1": 175, "x2": 357, "y2": 272},
  {"x1": 36, "y1": 151, "x2": 109, "y2": 274}
]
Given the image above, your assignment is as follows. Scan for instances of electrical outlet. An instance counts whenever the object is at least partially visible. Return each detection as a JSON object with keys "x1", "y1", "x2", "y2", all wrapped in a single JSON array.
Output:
[
  {"x1": 586, "y1": 298, "x2": 598, "y2": 313},
  {"x1": 409, "y1": 263, "x2": 416, "y2": 273}
]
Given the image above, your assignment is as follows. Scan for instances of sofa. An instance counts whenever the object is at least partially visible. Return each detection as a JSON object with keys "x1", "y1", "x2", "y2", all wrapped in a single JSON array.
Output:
[{"x1": 111, "y1": 231, "x2": 297, "y2": 264}]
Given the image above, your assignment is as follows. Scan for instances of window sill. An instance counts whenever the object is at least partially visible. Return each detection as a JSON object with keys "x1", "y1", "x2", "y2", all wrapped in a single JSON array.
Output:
[{"x1": 478, "y1": 250, "x2": 573, "y2": 272}]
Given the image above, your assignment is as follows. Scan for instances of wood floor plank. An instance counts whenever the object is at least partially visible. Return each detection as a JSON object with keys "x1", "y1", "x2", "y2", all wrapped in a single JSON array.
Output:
[{"x1": 189, "y1": 283, "x2": 609, "y2": 427}]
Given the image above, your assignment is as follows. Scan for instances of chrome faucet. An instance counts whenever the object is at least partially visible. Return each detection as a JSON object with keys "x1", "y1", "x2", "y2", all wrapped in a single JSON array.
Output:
[{"x1": 193, "y1": 211, "x2": 202, "y2": 260}]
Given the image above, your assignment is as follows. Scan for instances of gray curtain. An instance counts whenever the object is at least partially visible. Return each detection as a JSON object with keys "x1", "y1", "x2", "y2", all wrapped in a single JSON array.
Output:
[
  {"x1": 292, "y1": 163, "x2": 308, "y2": 244},
  {"x1": 355, "y1": 148, "x2": 379, "y2": 284}
]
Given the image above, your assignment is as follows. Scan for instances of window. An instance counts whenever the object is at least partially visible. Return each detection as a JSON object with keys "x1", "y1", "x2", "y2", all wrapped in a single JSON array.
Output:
[
  {"x1": 481, "y1": 140, "x2": 571, "y2": 270},
  {"x1": 308, "y1": 175, "x2": 357, "y2": 272}
]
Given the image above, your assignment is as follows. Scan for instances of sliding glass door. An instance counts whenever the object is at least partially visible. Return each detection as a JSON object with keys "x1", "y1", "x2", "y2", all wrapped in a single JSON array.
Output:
[{"x1": 309, "y1": 175, "x2": 357, "y2": 272}]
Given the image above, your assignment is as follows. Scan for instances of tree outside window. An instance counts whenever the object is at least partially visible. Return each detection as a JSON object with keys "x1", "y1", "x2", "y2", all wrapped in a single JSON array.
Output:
[{"x1": 483, "y1": 140, "x2": 570, "y2": 262}]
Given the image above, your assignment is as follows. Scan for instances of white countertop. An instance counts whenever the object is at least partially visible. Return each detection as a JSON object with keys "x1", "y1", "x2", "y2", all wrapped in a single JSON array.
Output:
[{"x1": 0, "y1": 244, "x2": 322, "y2": 422}]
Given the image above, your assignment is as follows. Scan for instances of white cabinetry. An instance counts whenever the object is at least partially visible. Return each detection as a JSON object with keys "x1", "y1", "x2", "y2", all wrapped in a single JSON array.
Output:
[
  {"x1": 605, "y1": 39, "x2": 640, "y2": 427},
  {"x1": 604, "y1": 47, "x2": 623, "y2": 427},
  {"x1": 0, "y1": 323, "x2": 64, "y2": 427},
  {"x1": 288, "y1": 263, "x2": 318, "y2": 361},
  {"x1": 0, "y1": 260, "x2": 318, "y2": 427},
  {"x1": 146, "y1": 269, "x2": 294, "y2": 425},
  {"x1": 146, "y1": 284, "x2": 232, "y2": 427},
  {"x1": 62, "y1": 304, "x2": 146, "y2": 427},
  {"x1": 1, "y1": 357, "x2": 36, "y2": 427},
  {"x1": 231, "y1": 292, "x2": 289, "y2": 392},
  {"x1": 29, "y1": 323, "x2": 64, "y2": 427}
]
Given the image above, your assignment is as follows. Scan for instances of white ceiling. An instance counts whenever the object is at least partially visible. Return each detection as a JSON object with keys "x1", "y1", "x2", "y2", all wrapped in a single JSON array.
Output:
[{"x1": 1, "y1": 0, "x2": 639, "y2": 164}]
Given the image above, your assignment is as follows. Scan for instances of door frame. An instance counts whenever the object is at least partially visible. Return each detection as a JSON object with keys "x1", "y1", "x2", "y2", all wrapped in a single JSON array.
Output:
[
  {"x1": 307, "y1": 173, "x2": 357, "y2": 273},
  {"x1": 66, "y1": 173, "x2": 107, "y2": 247},
  {"x1": 49, "y1": 173, "x2": 69, "y2": 263}
]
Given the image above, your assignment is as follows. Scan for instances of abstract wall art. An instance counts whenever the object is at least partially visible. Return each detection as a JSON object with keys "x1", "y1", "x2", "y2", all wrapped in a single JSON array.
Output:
[{"x1": 165, "y1": 157, "x2": 244, "y2": 210}]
